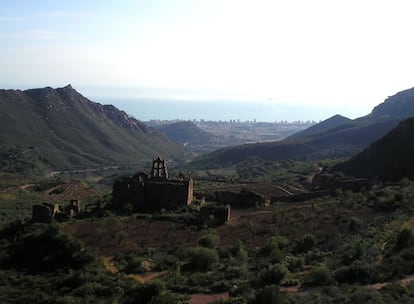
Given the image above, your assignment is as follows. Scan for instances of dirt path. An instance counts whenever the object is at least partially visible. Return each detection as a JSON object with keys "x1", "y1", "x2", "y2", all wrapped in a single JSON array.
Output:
[
  {"x1": 189, "y1": 292, "x2": 229, "y2": 304},
  {"x1": 19, "y1": 184, "x2": 35, "y2": 192},
  {"x1": 102, "y1": 256, "x2": 118, "y2": 274},
  {"x1": 280, "y1": 274, "x2": 414, "y2": 294},
  {"x1": 367, "y1": 275, "x2": 414, "y2": 290}
]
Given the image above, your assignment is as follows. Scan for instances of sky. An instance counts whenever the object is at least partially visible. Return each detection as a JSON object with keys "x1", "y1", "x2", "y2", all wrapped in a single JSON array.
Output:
[{"x1": 1, "y1": 0, "x2": 414, "y2": 121}]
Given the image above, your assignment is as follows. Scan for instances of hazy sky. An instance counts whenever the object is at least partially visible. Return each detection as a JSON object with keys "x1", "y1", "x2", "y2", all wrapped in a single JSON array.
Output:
[{"x1": 1, "y1": 0, "x2": 414, "y2": 120}]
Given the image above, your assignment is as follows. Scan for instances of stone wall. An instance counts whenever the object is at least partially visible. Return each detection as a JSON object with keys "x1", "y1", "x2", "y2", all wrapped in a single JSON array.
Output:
[
  {"x1": 200, "y1": 204, "x2": 231, "y2": 224},
  {"x1": 112, "y1": 175, "x2": 193, "y2": 212}
]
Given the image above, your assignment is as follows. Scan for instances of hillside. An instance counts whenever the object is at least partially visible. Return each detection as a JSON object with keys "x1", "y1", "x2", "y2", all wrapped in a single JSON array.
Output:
[
  {"x1": 192, "y1": 87, "x2": 414, "y2": 168},
  {"x1": 288, "y1": 114, "x2": 352, "y2": 139},
  {"x1": 0, "y1": 85, "x2": 183, "y2": 172},
  {"x1": 335, "y1": 116, "x2": 414, "y2": 180},
  {"x1": 156, "y1": 121, "x2": 218, "y2": 145}
]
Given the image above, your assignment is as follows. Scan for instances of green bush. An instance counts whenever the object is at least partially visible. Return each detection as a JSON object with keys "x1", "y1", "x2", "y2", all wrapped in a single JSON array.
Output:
[
  {"x1": 304, "y1": 249, "x2": 324, "y2": 265},
  {"x1": 306, "y1": 266, "x2": 333, "y2": 285},
  {"x1": 347, "y1": 216, "x2": 363, "y2": 233},
  {"x1": 224, "y1": 265, "x2": 248, "y2": 279},
  {"x1": 186, "y1": 247, "x2": 219, "y2": 272},
  {"x1": 301, "y1": 234, "x2": 317, "y2": 252},
  {"x1": 334, "y1": 261, "x2": 380, "y2": 284},
  {"x1": 376, "y1": 195, "x2": 397, "y2": 211},
  {"x1": 260, "y1": 236, "x2": 283, "y2": 263},
  {"x1": 259, "y1": 263, "x2": 287, "y2": 285},
  {"x1": 3, "y1": 224, "x2": 94, "y2": 273},
  {"x1": 286, "y1": 256, "x2": 304, "y2": 272},
  {"x1": 295, "y1": 233, "x2": 317, "y2": 253},
  {"x1": 125, "y1": 279, "x2": 181, "y2": 304},
  {"x1": 395, "y1": 227, "x2": 413, "y2": 250},
  {"x1": 252, "y1": 285, "x2": 284, "y2": 304},
  {"x1": 230, "y1": 240, "x2": 249, "y2": 265},
  {"x1": 199, "y1": 230, "x2": 220, "y2": 248}
]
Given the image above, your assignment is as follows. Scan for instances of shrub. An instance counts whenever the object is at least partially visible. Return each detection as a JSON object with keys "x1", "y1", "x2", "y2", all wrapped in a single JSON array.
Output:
[
  {"x1": 301, "y1": 234, "x2": 317, "y2": 252},
  {"x1": 4, "y1": 224, "x2": 93, "y2": 273},
  {"x1": 230, "y1": 240, "x2": 248, "y2": 265},
  {"x1": 295, "y1": 233, "x2": 317, "y2": 253},
  {"x1": 199, "y1": 230, "x2": 220, "y2": 248},
  {"x1": 252, "y1": 285, "x2": 284, "y2": 304},
  {"x1": 304, "y1": 249, "x2": 324, "y2": 265},
  {"x1": 306, "y1": 266, "x2": 333, "y2": 285},
  {"x1": 347, "y1": 216, "x2": 363, "y2": 233},
  {"x1": 334, "y1": 261, "x2": 380, "y2": 284},
  {"x1": 286, "y1": 256, "x2": 304, "y2": 272},
  {"x1": 259, "y1": 264, "x2": 287, "y2": 285},
  {"x1": 260, "y1": 236, "x2": 283, "y2": 263},
  {"x1": 395, "y1": 227, "x2": 413, "y2": 250},
  {"x1": 224, "y1": 265, "x2": 248, "y2": 279},
  {"x1": 186, "y1": 247, "x2": 219, "y2": 272},
  {"x1": 376, "y1": 196, "x2": 397, "y2": 211},
  {"x1": 125, "y1": 279, "x2": 181, "y2": 304}
]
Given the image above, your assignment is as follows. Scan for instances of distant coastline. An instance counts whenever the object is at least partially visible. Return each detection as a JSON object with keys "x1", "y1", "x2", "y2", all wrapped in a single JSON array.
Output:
[{"x1": 94, "y1": 97, "x2": 354, "y2": 122}]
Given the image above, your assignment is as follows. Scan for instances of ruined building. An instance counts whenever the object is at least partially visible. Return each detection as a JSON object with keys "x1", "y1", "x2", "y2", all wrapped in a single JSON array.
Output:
[
  {"x1": 112, "y1": 157, "x2": 193, "y2": 211},
  {"x1": 32, "y1": 200, "x2": 81, "y2": 223}
]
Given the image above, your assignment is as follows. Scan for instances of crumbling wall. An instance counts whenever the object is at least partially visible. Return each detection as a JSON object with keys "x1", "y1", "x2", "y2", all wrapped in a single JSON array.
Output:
[
  {"x1": 32, "y1": 201, "x2": 82, "y2": 223},
  {"x1": 200, "y1": 204, "x2": 231, "y2": 224},
  {"x1": 32, "y1": 204, "x2": 53, "y2": 223},
  {"x1": 32, "y1": 203, "x2": 59, "y2": 222}
]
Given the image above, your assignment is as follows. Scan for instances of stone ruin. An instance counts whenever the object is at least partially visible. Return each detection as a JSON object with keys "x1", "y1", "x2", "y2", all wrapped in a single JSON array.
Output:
[
  {"x1": 32, "y1": 199, "x2": 81, "y2": 223},
  {"x1": 200, "y1": 204, "x2": 231, "y2": 225},
  {"x1": 112, "y1": 157, "x2": 194, "y2": 211}
]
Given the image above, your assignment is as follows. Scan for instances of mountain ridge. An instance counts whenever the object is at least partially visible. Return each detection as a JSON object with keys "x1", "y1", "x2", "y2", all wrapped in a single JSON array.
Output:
[{"x1": 0, "y1": 85, "x2": 183, "y2": 172}]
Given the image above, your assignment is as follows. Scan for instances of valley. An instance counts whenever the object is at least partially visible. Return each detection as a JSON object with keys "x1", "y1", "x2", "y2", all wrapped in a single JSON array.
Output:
[
  {"x1": 0, "y1": 85, "x2": 414, "y2": 303},
  {"x1": 3, "y1": 0, "x2": 414, "y2": 302}
]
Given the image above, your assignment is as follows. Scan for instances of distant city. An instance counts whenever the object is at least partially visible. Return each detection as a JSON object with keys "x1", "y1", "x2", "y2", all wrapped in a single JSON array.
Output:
[
  {"x1": 146, "y1": 118, "x2": 318, "y2": 126},
  {"x1": 146, "y1": 119, "x2": 317, "y2": 145}
]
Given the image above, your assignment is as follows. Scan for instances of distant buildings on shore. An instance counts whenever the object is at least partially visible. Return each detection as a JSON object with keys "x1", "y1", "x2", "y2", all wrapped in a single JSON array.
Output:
[{"x1": 146, "y1": 118, "x2": 318, "y2": 127}]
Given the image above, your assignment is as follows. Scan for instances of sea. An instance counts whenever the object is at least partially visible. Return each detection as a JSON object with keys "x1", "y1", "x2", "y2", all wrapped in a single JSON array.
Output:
[{"x1": 93, "y1": 97, "x2": 351, "y2": 122}]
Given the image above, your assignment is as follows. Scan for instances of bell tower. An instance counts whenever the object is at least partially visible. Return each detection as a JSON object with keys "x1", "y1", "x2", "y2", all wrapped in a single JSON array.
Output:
[{"x1": 150, "y1": 156, "x2": 168, "y2": 180}]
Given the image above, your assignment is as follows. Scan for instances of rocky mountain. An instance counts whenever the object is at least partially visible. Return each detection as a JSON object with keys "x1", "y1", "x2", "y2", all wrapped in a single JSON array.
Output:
[
  {"x1": 335, "y1": 116, "x2": 414, "y2": 181},
  {"x1": 192, "y1": 87, "x2": 414, "y2": 168},
  {"x1": 0, "y1": 85, "x2": 183, "y2": 172}
]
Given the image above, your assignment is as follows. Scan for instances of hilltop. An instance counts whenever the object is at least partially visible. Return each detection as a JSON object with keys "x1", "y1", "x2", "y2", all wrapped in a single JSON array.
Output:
[
  {"x1": 0, "y1": 85, "x2": 183, "y2": 172},
  {"x1": 156, "y1": 121, "x2": 218, "y2": 145},
  {"x1": 288, "y1": 114, "x2": 352, "y2": 139}
]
